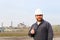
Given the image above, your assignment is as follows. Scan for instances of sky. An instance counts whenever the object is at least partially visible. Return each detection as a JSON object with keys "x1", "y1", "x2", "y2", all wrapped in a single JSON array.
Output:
[{"x1": 0, "y1": 0, "x2": 60, "y2": 27}]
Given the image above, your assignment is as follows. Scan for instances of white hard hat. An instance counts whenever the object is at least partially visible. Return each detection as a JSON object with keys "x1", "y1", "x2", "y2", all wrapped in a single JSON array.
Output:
[{"x1": 35, "y1": 9, "x2": 43, "y2": 15}]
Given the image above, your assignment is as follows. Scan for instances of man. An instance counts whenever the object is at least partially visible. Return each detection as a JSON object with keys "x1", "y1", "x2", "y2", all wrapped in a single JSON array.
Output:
[{"x1": 28, "y1": 9, "x2": 53, "y2": 40}]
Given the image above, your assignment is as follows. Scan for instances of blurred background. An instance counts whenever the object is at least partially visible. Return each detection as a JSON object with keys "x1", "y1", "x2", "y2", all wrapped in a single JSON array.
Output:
[{"x1": 0, "y1": 0, "x2": 60, "y2": 40}]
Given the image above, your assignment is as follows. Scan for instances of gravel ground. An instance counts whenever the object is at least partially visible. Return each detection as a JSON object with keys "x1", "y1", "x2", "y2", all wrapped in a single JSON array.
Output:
[{"x1": 0, "y1": 36, "x2": 60, "y2": 40}]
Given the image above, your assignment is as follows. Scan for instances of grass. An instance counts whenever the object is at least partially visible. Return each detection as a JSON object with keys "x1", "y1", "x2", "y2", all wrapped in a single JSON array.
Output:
[
  {"x1": 54, "y1": 32, "x2": 60, "y2": 37},
  {"x1": 0, "y1": 32, "x2": 28, "y2": 37},
  {"x1": 0, "y1": 28, "x2": 29, "y2": 37},
  {"x1": 0, "y1": 28, "x2": 60, "y2": 37}
]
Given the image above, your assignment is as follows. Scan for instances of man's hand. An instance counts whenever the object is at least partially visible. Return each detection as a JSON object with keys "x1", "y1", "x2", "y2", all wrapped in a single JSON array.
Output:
[{"x1": 30, "y1": 28, "x2": 35, "y2": 34}]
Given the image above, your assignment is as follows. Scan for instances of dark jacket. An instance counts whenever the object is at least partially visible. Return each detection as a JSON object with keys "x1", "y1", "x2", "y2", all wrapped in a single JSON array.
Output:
[{"x1": 28, "y1": 20, "x2": 53, "y2": 40}]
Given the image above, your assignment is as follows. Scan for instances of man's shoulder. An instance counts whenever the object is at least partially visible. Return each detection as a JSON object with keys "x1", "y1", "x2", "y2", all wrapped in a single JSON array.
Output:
[
  {"x1": 44, "y1": 20, "x2": 51, "y2": 24},
  {"x1": 44, "y1": 20, "x2": 52, "y2": 26}
]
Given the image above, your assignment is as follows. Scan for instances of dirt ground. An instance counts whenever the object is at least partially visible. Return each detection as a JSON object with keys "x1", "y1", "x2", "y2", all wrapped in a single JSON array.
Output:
[{"x1": 0, "y1": 36, "x2": 60, "y2": 40}]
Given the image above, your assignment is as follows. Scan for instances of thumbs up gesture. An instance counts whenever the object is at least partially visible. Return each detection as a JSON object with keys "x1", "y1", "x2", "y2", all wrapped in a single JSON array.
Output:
[{"x1": 30, "y1": 28, "x2": 35, "y2": 34}]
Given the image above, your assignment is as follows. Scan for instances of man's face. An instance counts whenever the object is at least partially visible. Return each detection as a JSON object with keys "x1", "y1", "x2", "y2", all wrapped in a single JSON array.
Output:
[{"x1": 35, "y1": 14, "x2": 43, "y2": 22}]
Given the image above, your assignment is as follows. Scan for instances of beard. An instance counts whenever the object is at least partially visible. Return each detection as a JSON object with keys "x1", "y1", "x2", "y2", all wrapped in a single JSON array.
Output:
[{"x1": 36, "y1": 18, "x2": 43, "y2": 22}]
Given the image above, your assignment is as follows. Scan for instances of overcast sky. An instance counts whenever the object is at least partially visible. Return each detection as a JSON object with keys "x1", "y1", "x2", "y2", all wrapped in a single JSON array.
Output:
[{"x1": 0, "y1": 0, "x2": 60, "y2": 27}]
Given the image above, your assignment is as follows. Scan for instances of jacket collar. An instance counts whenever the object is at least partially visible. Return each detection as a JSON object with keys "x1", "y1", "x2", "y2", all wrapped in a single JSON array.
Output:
[{"x1": 35, "y1": 19, "x2": 44, "y2": 25}]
